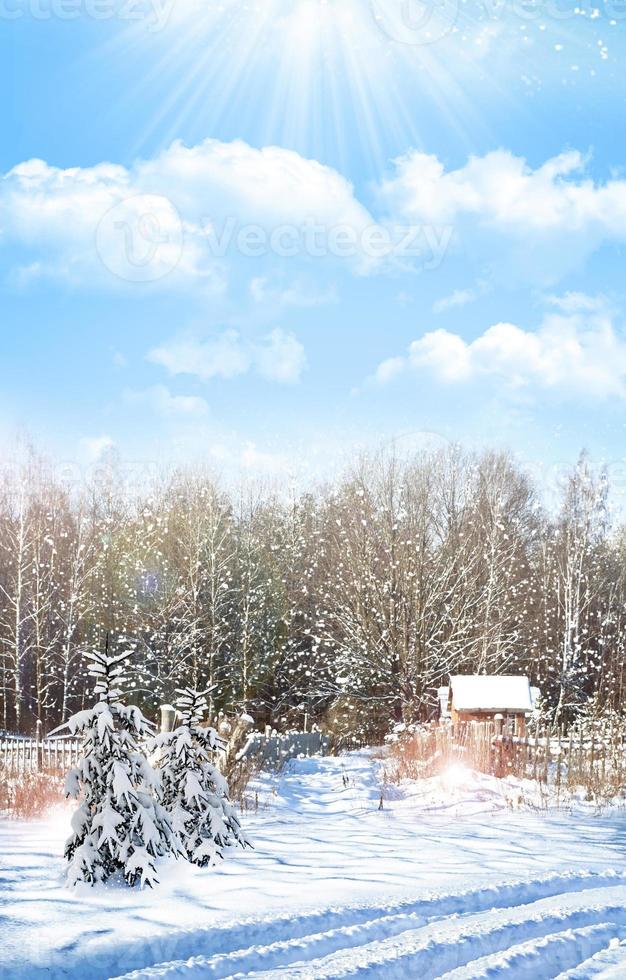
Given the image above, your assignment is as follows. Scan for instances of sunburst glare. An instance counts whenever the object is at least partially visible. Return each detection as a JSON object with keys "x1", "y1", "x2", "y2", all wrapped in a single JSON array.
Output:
[{"x1": 103, "y1": 0, "x2": 614, "y2": 170}]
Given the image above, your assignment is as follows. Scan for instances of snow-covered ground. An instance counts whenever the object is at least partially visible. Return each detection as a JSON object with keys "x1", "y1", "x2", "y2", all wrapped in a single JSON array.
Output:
[{"x1": 3, "y1": 751, "x2": 626, "y2": 979}]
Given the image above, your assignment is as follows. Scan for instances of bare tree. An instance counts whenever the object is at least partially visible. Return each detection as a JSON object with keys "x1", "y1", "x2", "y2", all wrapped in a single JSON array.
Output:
[{"x1": 1, "y1": 443, "x2": 625, "y2": 738}]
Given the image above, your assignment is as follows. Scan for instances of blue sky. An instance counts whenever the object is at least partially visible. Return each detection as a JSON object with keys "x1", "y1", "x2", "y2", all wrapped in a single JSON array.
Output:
[{"x1": 2, "y1": 0, "x2": 626, "y2": 493}]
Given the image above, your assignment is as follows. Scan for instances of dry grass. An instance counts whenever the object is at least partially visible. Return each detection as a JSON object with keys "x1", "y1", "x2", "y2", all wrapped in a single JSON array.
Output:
[
  {"x1": 383, "y1": 719, "x2": 626, "y2": 809},
  {"x1": 0, "y1": 769, "x2": 65, "y2": 819},
  {"x1": 383, "y1": 723, "x2": 495, "y2": 785},
  {"x1": 383, "y1": 729, "x2": 437, "y2": 784},
  {"x1": 0, "y1": 752, "x2": 263, "y2": 823},
  {"x1": 225, "y1": 756, "x2": 265, "y2": 813}
]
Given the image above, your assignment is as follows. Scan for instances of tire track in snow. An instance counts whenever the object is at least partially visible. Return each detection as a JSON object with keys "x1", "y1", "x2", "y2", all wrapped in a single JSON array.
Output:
[
  {"x1": 439, "y1": 922, "x2": 624, "y2": 979},
  {"x1": 556, "y1": 937, "x2": 626, "y2": 978},
  {"x1": 215, "y1": 895, "x2": 626, "y2": 980},
  {"x1": 111, "y1": 875, "x2": 626, "y2": 980}
]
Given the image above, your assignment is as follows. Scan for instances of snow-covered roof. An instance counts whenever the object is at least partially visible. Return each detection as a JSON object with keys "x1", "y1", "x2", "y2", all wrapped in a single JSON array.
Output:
[{"x1": 449, "y1": 675, "x2": 533, "y2": 713}]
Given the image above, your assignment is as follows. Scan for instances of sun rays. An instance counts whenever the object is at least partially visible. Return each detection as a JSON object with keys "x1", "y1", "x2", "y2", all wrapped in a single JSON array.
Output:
[
  {"x1": 92, "y1": 0, "x2": 619, "y2": 177},
  {"x1": 107, "y1": 0, "x2": 488, "y2": 169}
]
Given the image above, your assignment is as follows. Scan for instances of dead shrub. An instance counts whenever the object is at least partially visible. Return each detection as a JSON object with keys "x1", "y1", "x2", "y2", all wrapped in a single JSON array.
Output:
[
  {"x1": 0, "y1": 769, "x2": 65, "y2": 819},
  {"x1": 383, "y1": 723, "x2": 503, "y2": 785},
  {"x1": 321, "y1": 695, "x2": 386, "y2": 752},
  {"x1": 383, "y1": 726, "x2": 441, "y2": 784},
  {"x1": 225, "y1": 756, "x2": 264, "y2": 812}
]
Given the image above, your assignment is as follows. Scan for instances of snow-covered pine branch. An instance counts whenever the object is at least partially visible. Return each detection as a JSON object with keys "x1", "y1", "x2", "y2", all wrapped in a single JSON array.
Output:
[
  {"x1": 150, "y1": 687, "x2": 249, "y2": 867},
  {"x1": 64, "y1": 640, "x2": 178, "y2": 888}
]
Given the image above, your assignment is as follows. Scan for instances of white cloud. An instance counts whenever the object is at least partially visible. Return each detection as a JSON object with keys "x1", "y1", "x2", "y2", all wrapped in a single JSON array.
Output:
[
  {"x1": 254, "y1": 329, "x2": 307, "y2": 383},
  {"x1": 382, "y1": 149, "x2": 586, "y2": 227},
  {"x1": 545, "y1": 292, "x2": 608, "y2": 314},
  {"x1": 138, "y1": 138, "x2": 371, "y2": 233},
  {"x1": 0, "y1": 140, "x2": 374, "y2": 288},
  {"x1": 395, "y1": 291, "x2": 413, "y2": 307},
  {"x1": 240, "y1": 442, "x2": 291, "y2": 473},
  {"x1": 148, "y1": 328, "x2": 306, "y2": 384},
  {"x1": 249, "y1": 276, "x2": 336, "y2": 308},
  {"x1": 80, "y1": 434, "x2": 115, "y2": 460},
  {"x1": 6, "y1": 143, "x2": 626, "y2": 292},
  {"x1": 433, "y1": 279, "x2": 490, "y2": 314},
  {"x1": 373, "y1": 310, "x2": 626, "y2": 399},
  {"x1": 373, "y1": 355, "x2": 407, "y2": 385},
  {"x1": 124, "y1": 384, "x2": 209, "y2": 417},
  {"x1": 112, "y1": 349, "x2": 128, "y2": 369},
  {"x1": 10, "y1": 261, "x2": 44, "y2": 288},
  {"x1": 150, "y1": 331, "x2": 251, "y2": 380},
  {"x1": 381, "y1": 149, "x2": 626, "y2": 282}
]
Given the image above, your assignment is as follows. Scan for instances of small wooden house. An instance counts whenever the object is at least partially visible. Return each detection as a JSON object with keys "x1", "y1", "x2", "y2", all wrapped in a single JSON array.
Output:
[{"x1": 447, "y1": 675, "x2": 534, "y2": 736}]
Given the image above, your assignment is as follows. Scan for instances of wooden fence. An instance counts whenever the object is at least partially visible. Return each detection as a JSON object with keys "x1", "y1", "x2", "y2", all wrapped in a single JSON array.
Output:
[
  {"x1": 238, "y1": 730, "x2": 332, "y2": 766},
  {"x1": 1, "y1": 727, "x2": 325, "y2": 777},
  {"x1": 488, "y1": 724, "x2": 626, "y2": 798},
  {"x1": 0, "y1": 735, "x2": 82, "y2": 775},
  {"x1": 388, "y1": 720, "x2": 626, "y2": 800}
]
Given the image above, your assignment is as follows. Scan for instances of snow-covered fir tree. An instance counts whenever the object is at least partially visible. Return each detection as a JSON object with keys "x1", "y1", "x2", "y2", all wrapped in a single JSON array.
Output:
[
  {"x1": 150, "y1": 688, "x2": 249, "y2": 866},
  {"x1": 64, "y1": 641, "x2": 178, "y2": 888}
]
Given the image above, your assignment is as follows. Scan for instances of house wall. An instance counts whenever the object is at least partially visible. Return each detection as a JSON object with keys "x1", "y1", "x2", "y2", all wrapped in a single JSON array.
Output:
[{"x1": 451, "y1": 708, "x2": 526, "y2": 736}]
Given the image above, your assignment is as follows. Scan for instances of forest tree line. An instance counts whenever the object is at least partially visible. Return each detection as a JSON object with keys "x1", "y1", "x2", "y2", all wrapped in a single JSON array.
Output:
[{"x1": 1, "y1": 445, "x2": 624, "y2": 740}]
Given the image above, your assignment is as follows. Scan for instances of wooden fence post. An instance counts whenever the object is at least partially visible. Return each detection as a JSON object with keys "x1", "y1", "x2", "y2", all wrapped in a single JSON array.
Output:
[
  {"x1": 493, "y1": 715, "x2": 503, "y2": 776},
  {"x1": 159, "y1": 704, "x2": 177, "y2": 734},
  {"x1": 567, "y1": 728, "x2": 573, "y2": 790},
  {"x1": 36, "y1": 721, "x2": 43, "y2": 772}
]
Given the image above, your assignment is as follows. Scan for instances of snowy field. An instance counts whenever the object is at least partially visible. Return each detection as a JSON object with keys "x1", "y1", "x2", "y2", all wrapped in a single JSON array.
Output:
[{"x1": 3, "y1": 752, "x2": 626, "y2": 979}]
